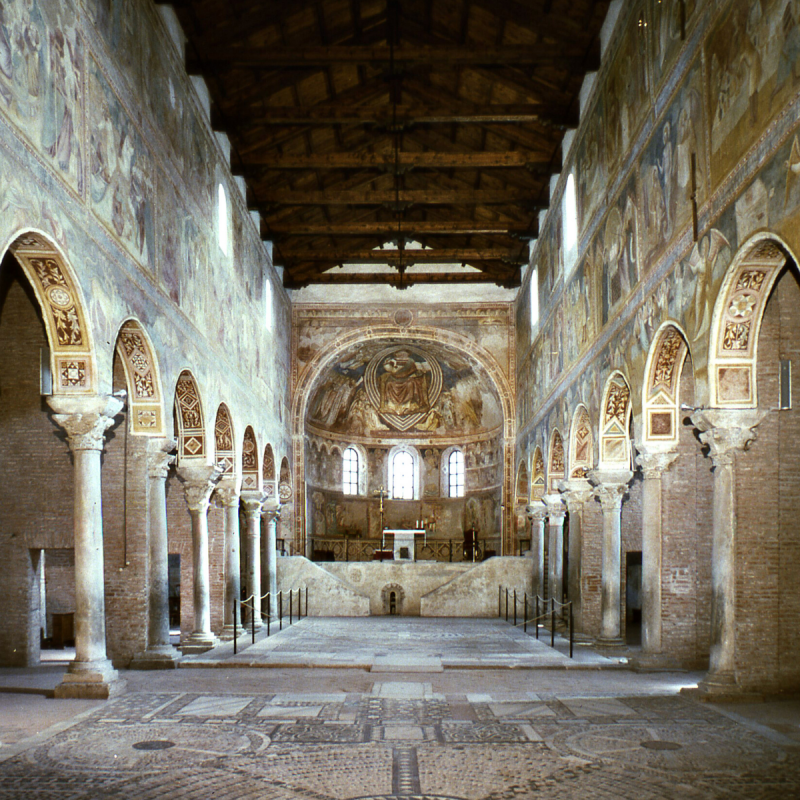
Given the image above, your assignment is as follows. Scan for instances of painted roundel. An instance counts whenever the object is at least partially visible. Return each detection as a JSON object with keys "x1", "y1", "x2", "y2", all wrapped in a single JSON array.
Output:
[{"x1": 364, "y1": 346, "x2": 443, "y2": 432}]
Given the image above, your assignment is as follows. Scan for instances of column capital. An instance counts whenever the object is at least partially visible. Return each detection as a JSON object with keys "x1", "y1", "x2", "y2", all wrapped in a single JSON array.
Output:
[
  {"x1": 525, "y1": 500, "x2": 547, "y2": 522},
  {"x1": 214, "y1": 480, "x2": 241, "y2": 508},
  {"x1": 147, "y1": 437, "x2": 177, "y2": 479},
  {"x1": 557, "y1": 477, "x2": 594, "y2": 508},
  {"x1": 690, "y1": 408, "x2": 768, "y2": 468},
  {"x1": 588, "y1": 469, "x2": 633, "y2": 511},
  {"x1": 177, "y1": 464, "x2": 223, "y2": 514},
  {"x1": 543, "y1": 493, "x2": 566, "y2": 520},
  {"x1": 263, "y1": 503, "x2": 281, "y2": 523},
  {"x1": 241, "y1": 491, "x2": 268, "y2": 519},
  {"x1": 634, "y1": 446, "x2": 679, "y2": 479},
  {"x1": 48, "y1": 394, "x2": 123, "y2": 451}
]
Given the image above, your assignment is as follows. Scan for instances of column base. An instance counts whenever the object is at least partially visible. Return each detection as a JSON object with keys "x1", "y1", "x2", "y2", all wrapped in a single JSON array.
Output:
[
  {"x1": 180, "y1": 631, "x2": 217, "y2": 654},
  {"x1": 219, "y1": 623, "x2": 246, "y2": 641},
  {"x1": 679, "y1": 669, "x2": 762, "y2": 702},
  {"x1": 129, "y1": 645, "x2": 183, "y2": 670},
  {"x1": 596, "y1": 636, "x2": 626, "y2": 647},
  {"x1": 54, "y1": 659, "x2": 126, "y2": 699}
]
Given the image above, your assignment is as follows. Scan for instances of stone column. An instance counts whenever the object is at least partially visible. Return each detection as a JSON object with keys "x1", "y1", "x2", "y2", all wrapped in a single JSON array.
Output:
[
  {"x1": 216, "y1": 482, "x2": 243, "y2": 640},
  {"x1": 558, "y1": 477, "x2": 594, "y2": 635},
  {"x1": 634, "y1": 448, "x2": 679, "y2": 656},
  {"x1": 241, "y1": 492, "x2": 268, "y2": 628},
  {"x1": 263, "y1": 505, "x2": 280, "y2": 617},
  {"x1": 543, "y1": 494, "x2": 566, "y2": 603},
  {"x1": 177, "y1": 464, "x2": 222, "y2": 653},
  {"x1": 589, "y1": 469, "x2": 633, "y2": 645},
  {"x1": 48, "y1": 394, "x2": 124, "y2": 699},
  {"x1": 131, "y1": 438, "x2": 181, "y2": 669},
  {"x1": 526, "y1": 501, "x2": 547, "y2": 598},
  {"x1": 691, "y1": 408, "x2": 766, "y2": 693}
]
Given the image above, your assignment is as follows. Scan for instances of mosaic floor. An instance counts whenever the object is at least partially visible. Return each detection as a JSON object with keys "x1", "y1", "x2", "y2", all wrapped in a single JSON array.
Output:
[{"x1": 0, "y1": 619, "x2": 798, "y2": 799}]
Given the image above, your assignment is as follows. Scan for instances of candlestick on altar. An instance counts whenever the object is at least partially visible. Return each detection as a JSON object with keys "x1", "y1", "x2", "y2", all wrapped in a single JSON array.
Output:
[{"x1": 372, "y1": 485, "x2": 389, "y2": 549}]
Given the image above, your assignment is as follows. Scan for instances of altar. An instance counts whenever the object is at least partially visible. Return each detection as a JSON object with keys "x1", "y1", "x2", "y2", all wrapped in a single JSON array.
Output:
[{"x1": 384, "y1": 529, "x2": 426, "y2": 562}]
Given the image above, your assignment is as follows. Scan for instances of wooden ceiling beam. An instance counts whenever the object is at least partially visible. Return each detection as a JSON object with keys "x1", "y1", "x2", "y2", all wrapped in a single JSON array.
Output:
[
  {"x1": 246, "y1": 150, "x2": 549, "y2": 168},
  {"x1": 279, "y1": 248, "x2": 524, "y2": 263},
  {"x1": 216, "y1": 103, "x2": 576, "y2": 127},
  {"x1": 259, "y1": 188, "x2": 544, "y2": 206},
  {"x1": 265, "y1": 220, "x2": 537, "y2": 236},
  {"x1": 284, "y1": 269, "x2": 521, "y2": 288}
]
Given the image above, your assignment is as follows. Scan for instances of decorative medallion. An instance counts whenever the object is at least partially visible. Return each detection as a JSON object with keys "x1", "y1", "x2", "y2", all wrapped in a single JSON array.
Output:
[
  {"x1": 393, "y1": 309, "x2": 414, "y2": 327},
  {"x1": 364, "y1": 346, "x2": 443, "y2": 432}
]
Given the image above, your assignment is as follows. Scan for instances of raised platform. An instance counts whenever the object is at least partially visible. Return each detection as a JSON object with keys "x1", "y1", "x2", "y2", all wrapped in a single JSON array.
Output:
[{"x1": 277, "y1": 555, "x2": 534, "y2": 616}]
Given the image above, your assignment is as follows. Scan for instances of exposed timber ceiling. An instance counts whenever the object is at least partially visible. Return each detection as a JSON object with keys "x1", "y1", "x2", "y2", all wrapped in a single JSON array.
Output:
[{"x1": 164, "y1": 0, "x2": 611, "y2": 289}]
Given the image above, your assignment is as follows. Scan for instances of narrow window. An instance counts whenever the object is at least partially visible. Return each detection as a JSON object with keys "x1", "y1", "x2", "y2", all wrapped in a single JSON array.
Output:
[
  {"x1": 448, "y1": 449, "x2": 465, "y2": 497},
  {"x1": 563, "y1": 172, "x2": 578, "y2": 275},
  {"x1": 264, "y1": 276, "x2": 273, "y2": 331},
  {"x1": 343, "y1": 446, "x2": 359, "y2": 495},
  {"x1": 218, "y1": 183, "x2": 229, "y2": 256},
  {"x1": 530, "y1": 266, "x2": 539, "y2": 332},
  {"x1": 391, "y1": 450, "x2": 415, "y2": 499}
]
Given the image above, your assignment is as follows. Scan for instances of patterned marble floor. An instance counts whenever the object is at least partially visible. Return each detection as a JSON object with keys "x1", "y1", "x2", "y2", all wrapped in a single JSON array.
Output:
[
  {"x1": 0, "y1": 679, "x2": 799, "y2": 799},
  {"x1": 1, "y1": 618, "x2": 798, "y2": 799}
]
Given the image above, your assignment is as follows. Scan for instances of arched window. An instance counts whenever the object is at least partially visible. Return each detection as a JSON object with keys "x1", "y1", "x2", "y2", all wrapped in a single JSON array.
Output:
[
  {"x1": 448, "y1": 449, "x2": 465, "y2": 497},
  {"x1": 342, "y1": 446, "x2": 360, "y2": 495},
  {"x1": 530, "y1": 266, "x2": 539, "y2": 333},
  {"x1": 563, "y1": 172, "x2": 578, "y2": 275},
  {"x1": 217, "y1": 183, "x2": 229, "y2": 256},
  {"x1": 390, "y1": 449, "x2": 416, "y2": 499},
  {"x1": 264, "y1": 275, "x2": 273, "y2": 331}
]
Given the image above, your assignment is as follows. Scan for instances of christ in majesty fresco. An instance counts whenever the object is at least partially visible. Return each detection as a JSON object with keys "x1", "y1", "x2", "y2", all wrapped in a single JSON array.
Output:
[{"x1": 377, "y1": 350, "x2": 432, "y2": 417}]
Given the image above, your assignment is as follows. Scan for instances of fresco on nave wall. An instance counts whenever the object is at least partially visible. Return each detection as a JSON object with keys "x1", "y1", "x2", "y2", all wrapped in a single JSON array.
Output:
[
  {"x1": 563, "y1": 259, "x2": 596, "y2": 368},
  {"x1": 306, "y1": 340, "x2": 504, "y2": 438},
  {"x1": 640, "y1": 59, "x2": 707, "y2": 270},
  {"x1": 88, "y1": 57, "x2": 155, "y2": 272},
  {"x1": 604, "y1": 5, "x2": 651, "y2": 175},
  {"x1": 650, "y1": 0, "x2": 703, "y2": 89},
  {"x1": 575, "y1": 92, "x2": 607, "y2": 233},
  {"x1": 0, "y1": 0, "x2": 84, "y2": 195},
  {"x1": 706, "y1": 0, "x2": 800, "y2": 188},
  {"x1": 601, "y1": 175, "x2": 640, "y2": 326}
]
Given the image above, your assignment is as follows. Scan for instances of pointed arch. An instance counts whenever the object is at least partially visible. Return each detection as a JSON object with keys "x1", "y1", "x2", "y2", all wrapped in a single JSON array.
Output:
[
  {"x1": 531, "y1": 446, "x2": 545, "y2": 500},
  {"x1": 242, "y1": 426, "x2": 259, "y2": 490},
  {"x1": 708, "y1": 233, "x2": 797, "y2": 408},
  {"x1": 174, "y1": 370, "x2": 206, "y2": 462},
  {"x1": 642, "y1": 322, "x2": 691, "y2": 447},
  {"x1": 599, "y1": 371, "x2": 633, "y2": 469},
  {"x1": 3, "y1": 230, "x2": 96, "y2": 393},
  {"x1": 278, "y1": 456, "x2": 292, "y2": 502},
  {"x1": 568, "y1": 404, "x2": 593, "y2": 478},
  {"x1": 263, "y1": 443, "x2": 277, "y2": 500},
  {"x1": 547, "y1": 429, "x2": 565, "y2": 493},
  {"x1": 214, "y1": 403, "x2": 236, "y2": 477},
  {"x1": 516, "y1": 460, "x2": 530, "y2": 505},
  {"x1": 114, "y1": 319, "x2": 165, "y2": 435}
]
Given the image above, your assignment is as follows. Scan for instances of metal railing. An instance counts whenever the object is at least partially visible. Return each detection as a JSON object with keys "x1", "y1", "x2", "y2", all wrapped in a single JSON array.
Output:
[
  {"x1": 233, "y1": 586, "x2": 308, "y2": 655},
  {"x1": 498, "y1": 586, "x2": 574, "y2": 659},
  {"x1": 310, "y1": 536, "x2": 502, "y2": 563}
]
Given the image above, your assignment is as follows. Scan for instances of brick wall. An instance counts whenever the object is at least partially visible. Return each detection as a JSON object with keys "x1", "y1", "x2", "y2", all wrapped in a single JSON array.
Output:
[
  {"x1": 0, "y1": 260, "x2": 74, "y2": 666},
  {"x1": 735, "y1": 267, "x2": 800, "y2": 692},
  {"x1": 580, "y1": 499, "x2": 604, "y2": 639},
  {"x1": 165, "y1": 471, "x2": 194, "y2": 640},
  {"x1": 660, "y1": 358, "x2": 714, "y2": 668}
]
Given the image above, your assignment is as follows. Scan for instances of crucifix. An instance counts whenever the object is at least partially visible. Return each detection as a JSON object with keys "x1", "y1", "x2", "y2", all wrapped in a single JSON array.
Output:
[{"x1": 373, "y1": 485, "x2": 389, "y2": 548}]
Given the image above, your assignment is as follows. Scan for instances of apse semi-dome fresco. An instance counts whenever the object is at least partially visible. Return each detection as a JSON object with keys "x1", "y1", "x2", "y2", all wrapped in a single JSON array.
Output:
[{"x1": 306, "y1": 340, "x2": 504, "y2": 438}]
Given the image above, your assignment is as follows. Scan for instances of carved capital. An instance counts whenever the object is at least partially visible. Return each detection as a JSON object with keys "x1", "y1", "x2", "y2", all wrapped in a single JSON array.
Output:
[
  {"x1": 263, "y1": 503, "x2": 281, "y2": 524},
  {"x1": 588, "y1": 469, "x2": 633, "y2": 512},
  {"x1": 178, "y1": 464, "x2": 223, "y2": 514},
  {"x1": 48, "y1": 394, "x2": 124, "y2": 452},
  {"x1": 525, "y1": 500, "x2": 547, "y2": 522},
  {"x1": 690, "y1": 408, "x2": 768, "y2": 469},
  {"x1": 635, "y1": 447, "x2": 679, "y2": 480},
  {"x1": 147, "y1": 438, "x2": 177, "y2": 479},
  {"x1": 557, "y1": 477, "x2": 594, "y2": 509},
  {"x1": 214, "y1": 481, "x2": 240, "y2": 508},
  {"x1": 241, "y1": 491, "x2": 269, "y2": 519},
  {"x1": 543, "y1": 493, "x2": 566, "y2": 521}
]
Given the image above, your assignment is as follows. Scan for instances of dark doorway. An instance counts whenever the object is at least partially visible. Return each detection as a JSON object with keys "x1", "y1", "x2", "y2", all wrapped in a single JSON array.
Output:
[{"x1": 626, "y1": 551, "x2": 642, "y2": 645}]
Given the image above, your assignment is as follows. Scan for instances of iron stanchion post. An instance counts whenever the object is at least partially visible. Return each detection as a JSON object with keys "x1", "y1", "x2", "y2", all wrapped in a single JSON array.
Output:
[
  {"x1": 290, "y1": 589, "x2": 293, "y2": 625},
  {"x1": 305, "y1": 586, "x2": 308, "y2": 618},
  {"x1": 524, "y1": 594, "x2": 528, "y2": 633},
  {"x1": 569, "y1": 602, "x2": 574, "y2": 659},
  {"x1": 251, "y1": 597, "x2": 256, "y2": 644},
  {"x1": 550, "y1": 598, "x2": 555, "y2": 648},
  {"x1": 505, "y1": 588, "x2": 509, "y2": 621},
  {"x1": 233, "y1": 597, "x2": 238, "y2": 655},
  {"x1": 535, "y1": 596, "x2": 539, "y2": 640},
  {"x1": 513, "y1": 589, "x2": 517, "y2": 627},
  {"x1": 266, "y1": 593, "x2": 271, "y2": 636},
  {"x1": 279, "y1": 591, "x2": 283, "y2": 630}
]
